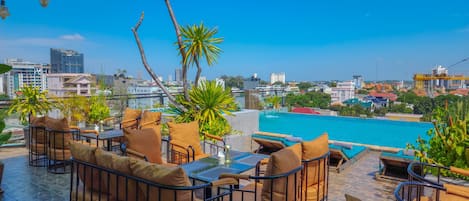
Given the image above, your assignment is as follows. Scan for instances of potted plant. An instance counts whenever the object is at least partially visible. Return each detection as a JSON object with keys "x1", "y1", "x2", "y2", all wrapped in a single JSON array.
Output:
[
  {"x1": 88, "y1": 93, "x2": 110, "y2": 130},
  {"x1": 55, "y1": 94, "x2": 89, "y2": 127},
  {"x1": 7, "y1": 85, "x2": 52, "y2": 148},
  {"x1": 0, "y1": 110, "x2": 12, "y2": 194}
]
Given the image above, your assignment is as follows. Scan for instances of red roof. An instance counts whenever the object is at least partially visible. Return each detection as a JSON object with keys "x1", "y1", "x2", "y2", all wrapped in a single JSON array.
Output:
[
  {"x1": 450, "y1": 89, "x2": 469, "y2": 96},
  {"x1": 368, "y1": 92, "x2": 398, "y2": 101},
  {"x1": 292, "y1": 107, "x2": 320, "y2": 114}
]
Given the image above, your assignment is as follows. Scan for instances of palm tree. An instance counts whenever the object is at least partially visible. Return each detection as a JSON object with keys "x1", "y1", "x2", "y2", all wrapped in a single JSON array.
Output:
[{"x1": 181, "y1": 23, "x2": 223, "y2": 88}]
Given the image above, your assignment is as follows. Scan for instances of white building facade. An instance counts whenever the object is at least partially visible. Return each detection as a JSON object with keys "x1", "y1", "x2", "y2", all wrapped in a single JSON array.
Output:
[
  {"x1": 330, "y1": 81, "x2": 356, "y2": 103},
  {"x1": 4, "y1": 58, "x2": 49, "y2": 98},
  {"x1": 47, "y1": 73, "x2": 95, "y2": 97},
  {"x1": 270, "y1": 72, "x2": 286, "y2": 84}
]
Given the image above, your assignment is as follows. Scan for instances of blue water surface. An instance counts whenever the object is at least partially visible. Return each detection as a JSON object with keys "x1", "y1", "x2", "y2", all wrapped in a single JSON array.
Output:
[{"x1": 259, "y1": 112, "x2": 433, "y2": 148}]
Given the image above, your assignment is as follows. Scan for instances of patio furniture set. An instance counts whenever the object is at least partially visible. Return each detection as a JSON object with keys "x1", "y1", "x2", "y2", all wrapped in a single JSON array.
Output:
[{"x1": 27, "y1": 108, "x2": 331, "y2": 201}]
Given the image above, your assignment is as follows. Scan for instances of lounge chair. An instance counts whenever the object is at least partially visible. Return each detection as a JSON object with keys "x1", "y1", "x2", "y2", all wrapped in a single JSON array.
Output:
[
  {"x1": 219, "y1": 143, "x2": 303, "y2": 201},
  {"x1": 395, "y1": 162, "x2": 469, "y2": 201},
  {"x1": 329, "y1": 142, "x2": 368, "y2": 173},
  {"x1": 251, "y1": 131, "x2": 299, "y2": 154},
  {"x1": 252, "y1": 131, "x2": 366, "y2": 173},
  {"x1": 376, "y1": 149, "x2": 420, "y2": 181}
]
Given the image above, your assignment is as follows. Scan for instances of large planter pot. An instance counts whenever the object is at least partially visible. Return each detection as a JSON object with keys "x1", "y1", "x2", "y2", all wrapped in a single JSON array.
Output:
[{"x1": 23, "y1": 127, "x2": 30, "y2": 149}]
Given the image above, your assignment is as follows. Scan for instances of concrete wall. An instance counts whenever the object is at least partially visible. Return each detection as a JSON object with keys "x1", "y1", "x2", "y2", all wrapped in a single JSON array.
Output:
[{"x1": 224, "y1": 109, "x2": 259, "y2": 152}]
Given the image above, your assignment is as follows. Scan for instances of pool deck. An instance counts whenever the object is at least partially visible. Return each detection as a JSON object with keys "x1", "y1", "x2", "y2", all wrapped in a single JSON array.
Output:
[{"x1": 0, "y1": 147, "x2": 398, "y2": 201}]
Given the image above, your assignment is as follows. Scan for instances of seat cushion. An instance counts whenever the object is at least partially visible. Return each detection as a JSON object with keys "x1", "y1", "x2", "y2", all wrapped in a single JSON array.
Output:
[
  {"x1": 71, "y1": 184, "x2": 110, "y2": 201},
  {"x1": 262, "y1": 143, "x2": 302, "y2": 201},
  {"x1": 168, "y1": 121, "x2": 203, "y2": 155},
  {"x1": 30, "y1": 143, "x2": 47, "y2": 155},
  {"x1": 70, "y1": 143, "x2": 102, "y2": 192},
  {"x1": 303, "y1": 181, "x2": 326, "y2": 201},
  {"x1": 48, "y1": 147, "x2": 71, "y2": 160},
  {"x1": 302, "y1": 133, "x2": 329, "y2": 187},
  {"x1": 130, "y1": 159, "x2": 192, "y2": 201},
  {"x1": 95, "y1": 149, "x2": 139, "y2": 200},
  {"x1": 122, "y1": 108, "x2": 142, "y2": 128},
  {"x1": 124, "y1": 127, "x2": 163, "y2": 164},
  {"x1": 231, "y1": 182, "x2": 263, "y2": 201},
  {"x1": 139, "y1": 111, "x2": 162, "y2": 127}
]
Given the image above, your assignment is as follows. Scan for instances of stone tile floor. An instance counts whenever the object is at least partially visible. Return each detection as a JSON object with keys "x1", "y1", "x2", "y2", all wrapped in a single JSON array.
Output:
[{"x1": 0, "y1": 147, "x2": 398, "y2": 201}]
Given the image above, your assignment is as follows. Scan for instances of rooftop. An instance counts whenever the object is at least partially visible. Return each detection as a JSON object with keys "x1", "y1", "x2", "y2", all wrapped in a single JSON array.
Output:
[{"x1": 0, "y1": 147, "x2": 398, "y2": 201}]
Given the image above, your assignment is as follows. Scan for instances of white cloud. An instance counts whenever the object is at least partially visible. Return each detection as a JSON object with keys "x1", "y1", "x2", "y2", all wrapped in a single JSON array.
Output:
[{"x1": 59, "y1": 33, "x2": 85, "y2": 41}]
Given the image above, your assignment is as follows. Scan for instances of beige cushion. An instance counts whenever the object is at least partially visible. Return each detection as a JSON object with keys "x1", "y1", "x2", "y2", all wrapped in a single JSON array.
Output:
[
  {"x1": 262, "y1": 143, "x2": 302, "y2": 201},
  {"x1": 130, "y1": 159, "x2": 192, "y2": 201},
  {"x1": 140, "y1": 111, "x2": 162, "y2": 127},
  {"x1": 30, "y1": 143, "x2": 47, "y2": 154},
  {"x1": 124, "y1": 127, "x2": 163, "y2": 164},
  {"x1": 46, "y1": 117, "x2": 72, "y2": 149},
  {"x1": 71, "y1": 184, "x2": 110, "y2": 201},
  {"x1": 302, "y1": 133, "x2": 329, "y2": 187},
  {"x1": 443, "y1": 183, "x2": 469, "y2": 200},
  {"x1": 95, "y1": 149, "x2": 138, "y2": 200},
  {"x1": 303, "y1": 181, "x2": 326, "y2": 201},
  {"x1": 70, "y1": 142, "x2": 101, "y2": 192},
  {"x1": 122, "y1": 108, "x2": 142, "y2": 128},
  {"x1": 30, "y1": 116, "x2": 47, "y2": 143},
  {"x1": 168, "y1": 121, "x2": 203, "y2": 155},
  {"x1": 48, "y1": 148, "x2": 71, "y2": 160}
]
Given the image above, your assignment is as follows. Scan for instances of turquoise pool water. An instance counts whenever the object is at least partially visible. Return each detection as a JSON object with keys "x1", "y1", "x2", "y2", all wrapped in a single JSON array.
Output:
[{"x1": 259, "y1": 112, "x2": 433, "y2": 148}]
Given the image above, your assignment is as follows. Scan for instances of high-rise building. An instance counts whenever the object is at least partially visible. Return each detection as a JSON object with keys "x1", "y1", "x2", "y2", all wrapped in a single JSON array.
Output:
[
  {"x1": 4, "y1": 58, "x2": 49, "y2": 98},
  {"x1": 50, "y1": 48, "x2": 84, "y2": 73},
  {"x1": 352, "y1": 75, "x2": 364, "y2": 89},
  {"x1": 175, "y1": 68, "x2": 182, "y2": 83},
  {"x1": 270, "y1": 72, "x2": 286, "y2": 84}
]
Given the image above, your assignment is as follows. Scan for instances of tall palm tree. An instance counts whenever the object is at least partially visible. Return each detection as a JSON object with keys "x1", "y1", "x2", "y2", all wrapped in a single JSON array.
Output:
[{"x1": 181, "y1": 23, "x2": 223, "y2": 88}]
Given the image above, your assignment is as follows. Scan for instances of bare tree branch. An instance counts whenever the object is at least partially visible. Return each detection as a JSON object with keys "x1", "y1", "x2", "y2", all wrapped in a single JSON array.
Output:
[
  {"x1": 165, "y1": 0, "x2": 190, "y2": 102},
  {"x1": 131, "y1": 12, "x2": 186, "y2": 112}
]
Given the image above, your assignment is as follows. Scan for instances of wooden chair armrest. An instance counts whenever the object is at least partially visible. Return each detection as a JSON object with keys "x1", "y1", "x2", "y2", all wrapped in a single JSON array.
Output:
[
  {"x1": 81, "y1": 130, "x2": 99, "y2": 135},
  {"x1": 219, "y1": 173, "x2": 250, "y2": 181},
  {"x1": 70, "y1": 125, "x2": 80, "y2": 130},
  {"x1": 211, "y1": 178, "x2": 239, "y2": 187},
  {"x1": 170, "y1": 140, "x2": 192, "y2": 150},
  {"x1": 121, "y1": 119, "x2": 137, "y2": 124},
  {"x1": 204, "y1": 133, "x2": 224, "y2": 142},
  {"x1": 126, "y1": 148, "x2": 148, "y2": 161},
  {"x1": 139, "y1": 121, "x2": 156, "y2": 128},
  {"x1": 450, "y1": 166, "x2": 469, "y2": 177},
  {"x1": 260, "y1": 158, "x2": 269, "y2": 165},
  {"x1": 103, "y1": 117, "x2": 115, "y2": 122}
]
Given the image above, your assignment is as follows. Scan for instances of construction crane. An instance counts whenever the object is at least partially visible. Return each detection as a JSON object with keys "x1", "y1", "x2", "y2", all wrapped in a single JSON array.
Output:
[{"x1": 413, "y1": 57, "x2": 469, "y2": 91}]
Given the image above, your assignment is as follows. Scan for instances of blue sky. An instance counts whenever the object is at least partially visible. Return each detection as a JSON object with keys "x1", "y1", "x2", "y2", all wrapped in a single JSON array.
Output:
[{"x1": 0, "y1": 0, "x2": 468, "y2": 81}]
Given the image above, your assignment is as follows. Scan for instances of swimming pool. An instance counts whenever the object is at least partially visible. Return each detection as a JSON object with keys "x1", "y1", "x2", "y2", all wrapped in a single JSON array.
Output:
[{"x1": 259, "y1": 112, "x2": 433, "y2": 148}]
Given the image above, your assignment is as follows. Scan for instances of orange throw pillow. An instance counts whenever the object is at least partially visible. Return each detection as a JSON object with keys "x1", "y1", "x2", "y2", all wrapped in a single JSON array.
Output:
[
  {"x1": 301, "y1": 133, "x2": 329, "y2": 187},
  {"x1": 124, "y1": 127, "x2": 163, "y2": 164},
  {"x1": 262, "y1": 143, "x2": 302, "y2": 201},
  {"x1": 122, "y1": 108, "x2": 142, "y2": 128},
  {"x1": 139, "y1": 111, "x2": 162, "y2": 128},
  {"x1": 167, "y1": 121, "x2": 203, "y2": 155}
]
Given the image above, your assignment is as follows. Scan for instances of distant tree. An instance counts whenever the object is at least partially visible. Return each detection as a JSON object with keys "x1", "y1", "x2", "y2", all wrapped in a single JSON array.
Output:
[
  {"x1": 356, "y1": 89, "x2": 369, "y2": 95},
  {"x1": 397, "y1": 91, "x2": 420, "y2": 105},
  {"x1": 259, "y1": 80, "x2": 269, "y2": 85},
  {"x1": 328, "y1": 82, "x2": 337, "y2": 87},
  {"x1": 297, "y1": 82, "x2": 313, "y2": 92},
  {"x1": 220, "y1": 75, "x2": 244, "y2": 89}
]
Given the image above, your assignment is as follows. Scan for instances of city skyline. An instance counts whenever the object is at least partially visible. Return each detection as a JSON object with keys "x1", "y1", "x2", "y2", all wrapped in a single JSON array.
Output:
[{"x1": 0, "y1": 0, "x2": 468, "y2": 81}]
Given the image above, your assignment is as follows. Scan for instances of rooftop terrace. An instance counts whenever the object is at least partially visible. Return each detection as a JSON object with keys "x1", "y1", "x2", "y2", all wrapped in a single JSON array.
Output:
[{"x1": 0, "y1": 147, "x2": 398, "y2": 201}]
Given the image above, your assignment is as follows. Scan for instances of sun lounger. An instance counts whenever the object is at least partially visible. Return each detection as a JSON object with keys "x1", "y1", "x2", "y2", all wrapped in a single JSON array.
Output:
[
  {"x1": 251, "y1": 131, "x2": 297, "y2": 154},
  {"x1": 252, "y1": 132, "x2": 368, "y2": 173},
  {"x1": 329, "y1": 143, "x2": 368, "y2": 173},
  {"x1": 376, "y1": 149, "x2": 420, "y2": 181}
]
